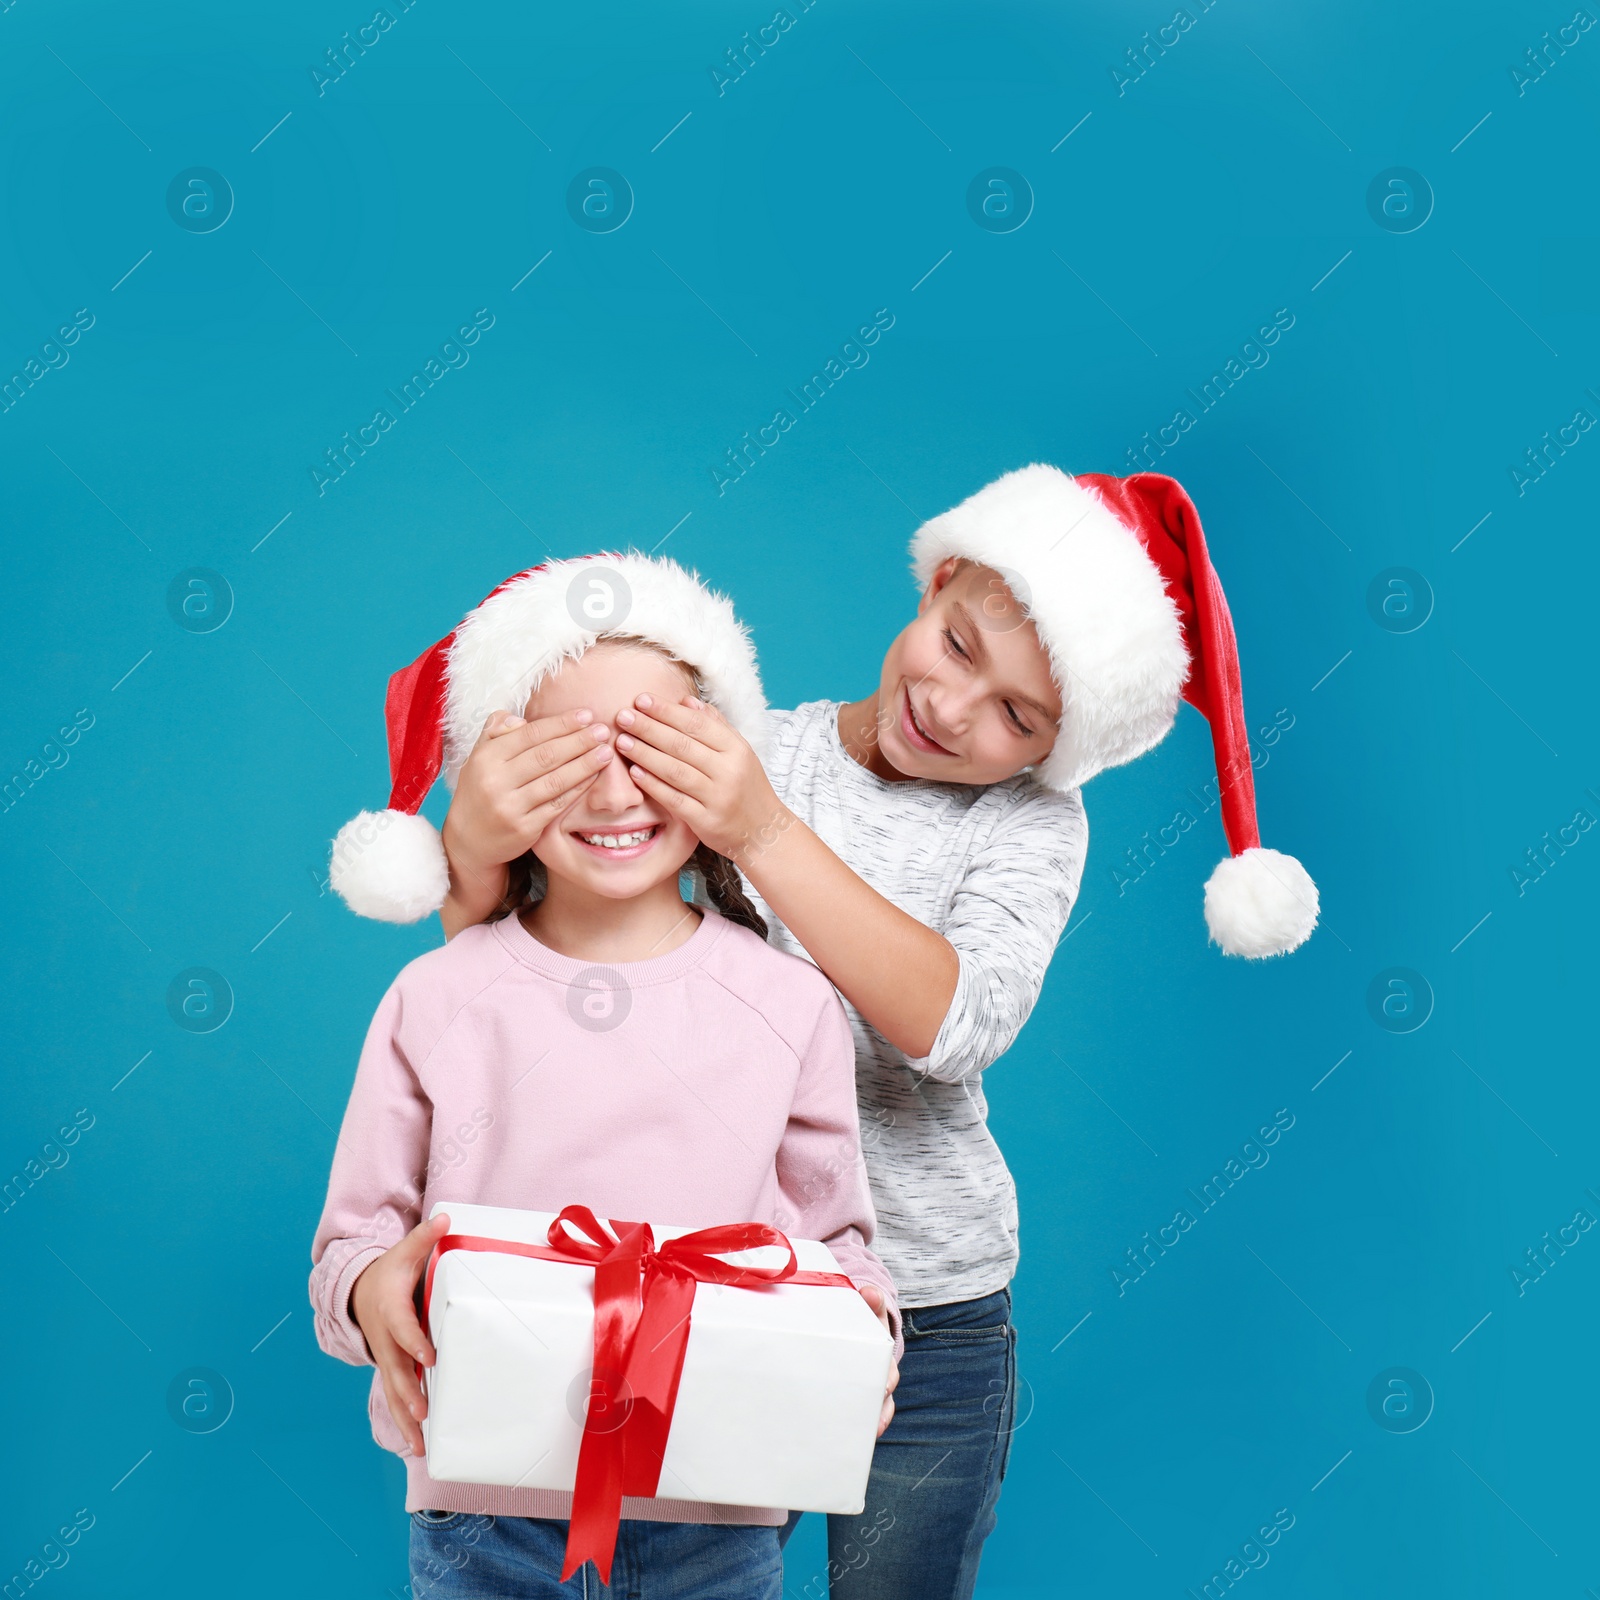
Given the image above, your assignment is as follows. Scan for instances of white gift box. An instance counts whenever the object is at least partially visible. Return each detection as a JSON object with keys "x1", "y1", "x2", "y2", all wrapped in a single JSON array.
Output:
[{"x1": 421, "y1": 1201, "x2": 893, "y2": 1514}]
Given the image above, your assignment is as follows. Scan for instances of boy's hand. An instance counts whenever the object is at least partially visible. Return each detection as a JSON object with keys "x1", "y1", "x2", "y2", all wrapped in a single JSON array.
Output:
[
  {"x1": 350, "y1": 1213, "x2": 452, "y2": 1457},
  {"x1": 614, "y1": 696, "x2": 790, "y2": 869},
  {"x1": 442, "y1": 710, "x2": 615, "y2": 888},
  {"x1": 857, "y1": 1283, "x2": 900, "y2": 1437}
]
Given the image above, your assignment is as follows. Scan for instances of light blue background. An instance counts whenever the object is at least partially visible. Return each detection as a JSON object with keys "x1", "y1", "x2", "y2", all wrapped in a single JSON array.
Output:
[{"x1": 3, "y1": 2, "x2": 1596, "y2": 1595}]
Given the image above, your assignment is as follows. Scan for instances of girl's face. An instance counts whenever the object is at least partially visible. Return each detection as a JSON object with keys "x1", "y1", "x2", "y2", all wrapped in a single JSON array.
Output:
[
  {"x1": 525, "y1": 643, "x2": 701, "y2": 900},
  {"x1": 870, "y1": 558, "x2": 1062, "y2": 785}
]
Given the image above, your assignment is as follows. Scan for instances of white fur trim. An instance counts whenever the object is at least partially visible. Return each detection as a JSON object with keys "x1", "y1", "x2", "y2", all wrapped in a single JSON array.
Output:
[
  {"x1": 910, "y1": 464, "x2": 1188, "y2": 791},
  {"x1": 329, "y1": 809, "x2": 450, "y2": 924},
  {"x1": 442, "y1": 554, "x2": 768, "y2": 786},
  {"x1": 1203, "y1": 847, "x2": 1318, "y2": 958}
]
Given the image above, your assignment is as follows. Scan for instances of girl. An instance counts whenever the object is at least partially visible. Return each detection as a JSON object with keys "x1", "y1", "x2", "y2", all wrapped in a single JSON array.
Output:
[
  {"x1": 312, "y1": 556, "x2": 900, "y2": 1600},
  {"x1": 364, "y1": 466, "x2": 1318, "y2": 1599}
]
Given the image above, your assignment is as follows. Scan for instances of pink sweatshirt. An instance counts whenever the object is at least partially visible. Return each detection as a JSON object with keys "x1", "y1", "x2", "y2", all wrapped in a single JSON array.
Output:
[{"x1": 309, "y1": 906, "x2": 898, "y2": 1526}]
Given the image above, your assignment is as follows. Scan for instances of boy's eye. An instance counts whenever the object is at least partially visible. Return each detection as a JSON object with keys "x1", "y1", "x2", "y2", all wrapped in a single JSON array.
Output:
[
  {"x1": 1004, "y1": 701, "x2": 1033, "y2": 736},
  {"x1": 943, "y1": 627, "x2": 970, "y2": 661}
]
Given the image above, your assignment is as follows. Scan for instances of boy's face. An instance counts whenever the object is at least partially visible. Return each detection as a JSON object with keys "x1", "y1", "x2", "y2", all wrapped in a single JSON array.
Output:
[
  {"x1": 525, "y1": 643, "x2": 701, "y2": 899},
  {"x1": 868, "y1": 559, "x2": 1062, "y2": 785}
]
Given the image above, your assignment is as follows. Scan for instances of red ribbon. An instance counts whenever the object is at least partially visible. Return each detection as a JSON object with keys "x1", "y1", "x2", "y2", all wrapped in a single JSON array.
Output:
[{"x1": 420, "y1": 1206, "x2": 854, "y2": 1584}]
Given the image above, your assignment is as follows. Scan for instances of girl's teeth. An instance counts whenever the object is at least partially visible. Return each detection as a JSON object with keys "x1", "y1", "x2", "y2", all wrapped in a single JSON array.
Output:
[{"x1": 583, "y1": 829, "x2": 653, "y2": 848}]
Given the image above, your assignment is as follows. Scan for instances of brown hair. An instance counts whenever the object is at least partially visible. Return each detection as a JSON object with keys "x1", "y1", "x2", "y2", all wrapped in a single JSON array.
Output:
[
  {"x1": 490, "y1": 843, "x2": 766, "y2": 941},
  {"x1": 691, "y1": 842, "x2": 767, "y2": 939},
  {"x1": 487, "y1": 637, "x2": 768, "y2": 941}
]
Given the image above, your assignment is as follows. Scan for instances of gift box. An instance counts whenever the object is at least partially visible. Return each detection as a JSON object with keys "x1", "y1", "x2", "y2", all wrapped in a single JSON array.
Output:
[{"x1": 419, "y1": 1200, "x2": 892, "y2": 1569}]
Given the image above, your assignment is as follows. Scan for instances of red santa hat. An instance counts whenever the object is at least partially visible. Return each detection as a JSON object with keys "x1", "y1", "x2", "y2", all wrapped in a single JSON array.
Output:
[
  {"x1": 329, "y1": 553, "x2": 767, "y2": 923},
  {"x1": 911, "y1": 464, "x2": 1318, "y2": 957}
]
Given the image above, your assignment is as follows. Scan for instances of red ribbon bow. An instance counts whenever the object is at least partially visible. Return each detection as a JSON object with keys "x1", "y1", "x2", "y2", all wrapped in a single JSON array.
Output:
[{"x1": 421, "y1": 1205, "x2": 853, "y2": 1584}]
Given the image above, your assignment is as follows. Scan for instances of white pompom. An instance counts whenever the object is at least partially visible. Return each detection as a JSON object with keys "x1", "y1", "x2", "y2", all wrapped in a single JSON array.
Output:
[
  {"x1": 329, "y1": 809, "x2": 450, "y2": 924},
  {"x1": 1203, "y1": 847, "x2": 1318, "y2": 958}
]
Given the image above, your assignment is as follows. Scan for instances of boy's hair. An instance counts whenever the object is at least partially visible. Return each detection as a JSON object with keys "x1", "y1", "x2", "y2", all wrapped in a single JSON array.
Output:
[{"x1": 493, "y1": 635, "x2": 768, "y2": 941}]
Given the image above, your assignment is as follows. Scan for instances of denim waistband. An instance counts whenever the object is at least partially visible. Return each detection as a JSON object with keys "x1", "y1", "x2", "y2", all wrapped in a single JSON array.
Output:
[{"x1": 901, "y1": 1286, "x2": 1012, "y2": 1337}]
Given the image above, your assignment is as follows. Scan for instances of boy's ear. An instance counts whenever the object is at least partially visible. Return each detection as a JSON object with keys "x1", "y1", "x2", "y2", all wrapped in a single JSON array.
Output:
[{"x1": 917, "y1": 556, "x2": 963, "y2": 616}]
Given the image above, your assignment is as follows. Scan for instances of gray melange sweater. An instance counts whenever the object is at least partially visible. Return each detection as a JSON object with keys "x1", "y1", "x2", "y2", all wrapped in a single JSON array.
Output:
[{"x1": 747, "y1": 701, "x2": 1089, "y2": 1308}]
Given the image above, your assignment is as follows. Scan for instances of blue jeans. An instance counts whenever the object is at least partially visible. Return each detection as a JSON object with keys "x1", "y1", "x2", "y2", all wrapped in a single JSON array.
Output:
[
  {"x1": 780, "y1": 1288, "x2": 1017, "y2": 1600},
  {"x1": 408, "y1": 1511, "x2": 783, "y2": 1599}
]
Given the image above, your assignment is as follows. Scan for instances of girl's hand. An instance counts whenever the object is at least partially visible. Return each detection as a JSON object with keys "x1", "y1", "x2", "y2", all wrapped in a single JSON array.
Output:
[
  {"x1": 350, "y1": 1213, "x2": 452, "y2": 1457},
  {"x1": 857, "y1": 1283, "x2": 900, "y2": 1437},
  {"x1": 441, "y1": 710, "x2": 616, "y2": 904},
  {"x1": 614, "y1": 696, "x2": 789, "y2": 869}
]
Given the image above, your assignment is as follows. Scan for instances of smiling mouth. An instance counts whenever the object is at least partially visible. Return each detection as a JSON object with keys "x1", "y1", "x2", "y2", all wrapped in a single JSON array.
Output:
[
  {"x1": 573, "y1": 825, "x2": 663, "y2": 857},
  {"x1": 902, "y1": 691, "x2": 954, "y2": 756}
]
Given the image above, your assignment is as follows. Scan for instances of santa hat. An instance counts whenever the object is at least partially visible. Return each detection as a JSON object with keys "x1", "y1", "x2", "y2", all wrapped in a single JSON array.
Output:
[
  {"x1": 329, "y1": 553, "x2": 767, "y2": 923},
  {"x1": 911, "y1": 464, "x2": 1317, "y2": 957}
]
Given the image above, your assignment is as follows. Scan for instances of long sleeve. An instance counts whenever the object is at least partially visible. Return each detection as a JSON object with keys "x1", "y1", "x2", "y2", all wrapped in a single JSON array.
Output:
[
  {"x1": 910, "y1": 785, "x2": 1088, "y2": 1085},
  {"x1": 774, "y1": 983, "x2": 903, "y2": 1355},
  {"x1": 307, "y1": 913, "x2": 910, "y2": 1522},
  {"x1": 308, "y1": 981, "x2": 433, "y2": 1367}
]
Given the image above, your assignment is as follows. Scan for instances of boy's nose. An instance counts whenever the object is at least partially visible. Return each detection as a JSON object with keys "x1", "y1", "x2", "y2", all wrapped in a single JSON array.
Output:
[{"x1": 925, "y1": 683, "x2": 974, "y2": 738}]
